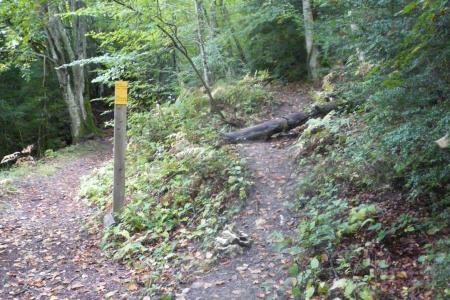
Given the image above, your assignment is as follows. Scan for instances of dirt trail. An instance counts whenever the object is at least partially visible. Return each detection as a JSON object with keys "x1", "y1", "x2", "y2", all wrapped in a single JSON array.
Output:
[
  {"x1": 0, "y1": 141, "x2": 139, "y2": 300},
  {"x1": 184, "y1": 84, "x2": 310, "y2": 299},
  {"x1": 0, "y1": 84, "x2": 310, "y2": 300}
]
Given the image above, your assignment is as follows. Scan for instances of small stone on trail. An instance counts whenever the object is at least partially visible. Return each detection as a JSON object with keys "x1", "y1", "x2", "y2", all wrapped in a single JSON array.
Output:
[
  {"x1": 255, "y1": 218, "x2": 266, "y2": 229},
  {"x1": 103, "y1": 213, "x2": 116, "y2": 228},
  {"x1": 69, "y1": 282, "x2": 84, "y2": 290},
  {"x1": 214, "y1": 224, "x2": 252, "y2": 257},
  {"x1": 249, "y1": 268, "x2": 262, "y2": 274},
  {"x1": 236, "y1": 264, "x2": 249, "y2": 272},
  {"x1": 191, "y1": 281, "x2": 205, "y2": 289}
]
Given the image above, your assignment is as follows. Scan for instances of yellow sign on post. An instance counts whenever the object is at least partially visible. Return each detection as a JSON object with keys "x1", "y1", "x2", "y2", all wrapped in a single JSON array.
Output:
[
  {"x1": 111, "y1": 81, "x2": 128, "y2": 218},
  {"x1": 115, "y1": 81, "x2": 128, "y2": 105}
]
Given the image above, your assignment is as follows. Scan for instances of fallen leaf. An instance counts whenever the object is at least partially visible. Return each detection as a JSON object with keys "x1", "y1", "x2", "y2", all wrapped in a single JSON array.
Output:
[
  {"x1": 203, "y1": 282, "x2": 213, "y2": 289},
  {"x1": 104, "y1": 290, "x2": 118, "y2": 298},
  {"x1": 396, "y1": 271, "x2": 408, "y2": 279},
  {"x1": 435, "y1": 134, "x2": 449, "y2": 148},
  {"x1": 255, "y1": 218, "x2": 266, "y2": 229},
  {"x1": 236, "y1": 264, "x2": 248, "y2": 272},
  {"x1": 249, "y1": 268, "x2": 262, "y2": 274},
  {"x1": 69, "y1": 282, "x2": 84, "y2": 290}
]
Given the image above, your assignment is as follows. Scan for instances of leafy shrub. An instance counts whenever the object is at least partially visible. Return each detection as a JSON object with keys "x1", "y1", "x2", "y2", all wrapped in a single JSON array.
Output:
[
  {"x1": 284, "y1": 3, "x2": 450, "y2": 297},
  {"x1": 312, "y1": 0, "x2": 450, "y2": 201},
  {"x1": 419, "y1": 239, "x2": 450, "y2": 299},
  {"x1": 212, "y1": 72, "x2": 273, "y2": 125},
  {"x1": 284, "y1": 182, "x2": 380, "y2": 299},
  {"x1": 80, "y1": 91, "x2": 251, "y2": 276}
]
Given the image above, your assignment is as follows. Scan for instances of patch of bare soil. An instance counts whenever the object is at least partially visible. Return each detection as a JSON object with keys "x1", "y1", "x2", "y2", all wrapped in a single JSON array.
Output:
[
  {"x1": 0, "y1": 141, "x2": 140, "y2": 300},
  {"x1": 183, "y1": 83, "x2": 311, "y2": 299}
]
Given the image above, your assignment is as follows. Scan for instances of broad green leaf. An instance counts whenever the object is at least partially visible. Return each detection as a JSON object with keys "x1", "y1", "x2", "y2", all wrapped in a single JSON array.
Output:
[
  {"x1": 378, "y1": 260, "x2": 389, "y2": 269},
  {"x1": 305, "y1": 285, "x2": 315, "y2": 299},
  {"x1": 310, "y1": 257, "x2": 320, "y2": 269}
]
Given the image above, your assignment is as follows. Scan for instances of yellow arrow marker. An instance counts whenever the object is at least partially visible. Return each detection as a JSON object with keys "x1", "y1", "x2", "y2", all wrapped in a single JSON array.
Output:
[{"x1": 115, "y1": 81, "x2": 128, "y2": 105}]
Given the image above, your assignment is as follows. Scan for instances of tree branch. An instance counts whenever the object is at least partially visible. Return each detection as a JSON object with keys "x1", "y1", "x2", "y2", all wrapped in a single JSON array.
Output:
[{"x1": 109, "y1": 0, "x2": 235, "y2": 124}]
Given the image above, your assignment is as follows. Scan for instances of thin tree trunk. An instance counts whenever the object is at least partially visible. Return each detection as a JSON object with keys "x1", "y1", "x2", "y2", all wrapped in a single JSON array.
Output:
[
  {"x1": 195, "y1": 0, "x2": 211, "y2": 87},
  {"x1": 302, "y1": 0, "x2": 320, "y2": 80},
  {"x1": 111, "y1": 0, "x2": 232, "y2": 122}
]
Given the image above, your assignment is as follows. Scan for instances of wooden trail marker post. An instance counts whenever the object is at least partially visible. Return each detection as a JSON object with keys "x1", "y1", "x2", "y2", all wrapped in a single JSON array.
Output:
[{"x1": 113, "y1": 81, "x2": 128, "y2": 214}]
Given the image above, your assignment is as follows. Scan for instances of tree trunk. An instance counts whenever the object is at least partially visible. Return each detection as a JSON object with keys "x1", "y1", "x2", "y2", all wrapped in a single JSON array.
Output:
[
  {"x1": 195, "y1": 0, "x2": 211, "y2": 87},
  {"x1": 302, "y1": 0, "x2": 320, "y2": 81},
  {"x1": 222, "y1": 103, "x2": 337, "y2": 143},
  {"x1": 44, "y1": 1, "x2": 96, "y2": 142}
]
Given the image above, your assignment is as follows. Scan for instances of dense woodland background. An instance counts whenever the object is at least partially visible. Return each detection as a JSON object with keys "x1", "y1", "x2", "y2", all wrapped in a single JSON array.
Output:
[{"x1": 1, "y1": 0, "x2": 449, "y2": 298}]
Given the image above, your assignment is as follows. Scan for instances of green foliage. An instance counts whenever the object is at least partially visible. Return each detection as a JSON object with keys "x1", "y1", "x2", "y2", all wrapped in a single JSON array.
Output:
[
  {"x1": 338, "y1": 204, "x2": 378, "y2": 237},
  {"x1": 283, "y1": 184, "x2": 379, "y2": 299},
  {"x1": 239, "y1": 1, "x2": 307, "y2": 80},
  {"x1": 419, "y1": 239, "x2": 450, "y2": 299},
  {"x1": 1, "y1": 0, "x2": 448, "y2": 297},
  {"x1": 313, "y1": 0, "x2": 450, "y2": 200},
  {"x1": 0, "y1": 62, "x2": 70, "y2": 158},
  {"x1": 80, "y1": 91, "x2": 251, "y2": 282},
  {"x1": 212, "y1": 72, "x2": 273, "y2": 124},
  {"x1": 283, "y1": 1, "x2": 450, "y2": 298}
]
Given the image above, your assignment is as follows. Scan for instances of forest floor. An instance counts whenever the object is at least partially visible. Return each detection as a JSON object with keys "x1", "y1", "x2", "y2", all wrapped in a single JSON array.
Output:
[
  {"x1": 183, "y1": 84, "x2": 310, "y2": 300},
  {"x1": 0, "y1": 142, "x2": 142, "y2": 299},
  {"x1": 0, "y1": 83, "x2": 310, "y2": 300}
]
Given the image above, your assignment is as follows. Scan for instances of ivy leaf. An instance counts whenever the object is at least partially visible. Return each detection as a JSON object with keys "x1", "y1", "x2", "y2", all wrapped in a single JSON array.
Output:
[
  {"x1": 378, "y1": 260, "x2": 389, "y2": 269},
  {"x1": 310, "y1": 257, "x2": 320, "y2": 269}
]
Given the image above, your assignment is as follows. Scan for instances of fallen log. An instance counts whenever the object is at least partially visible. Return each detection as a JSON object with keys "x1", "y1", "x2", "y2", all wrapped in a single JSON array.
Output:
[
  {"x1": 222, "y1": 103, "x2": 338, "y2": 144},
  {"x1": 1, "y1": 144, "x2": 35, "y2": 165}
]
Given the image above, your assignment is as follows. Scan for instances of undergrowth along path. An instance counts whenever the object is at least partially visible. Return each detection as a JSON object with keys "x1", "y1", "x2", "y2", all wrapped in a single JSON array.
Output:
[
  {"x1": 184, "y1": 84, "x2": 311, "y2": 299},
  {"x1": 0, "y1": 141, "x2": 140, "y2": 299},
  {"x1": 0, "y1": 83, "x2": 311, "y2": 300}
]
